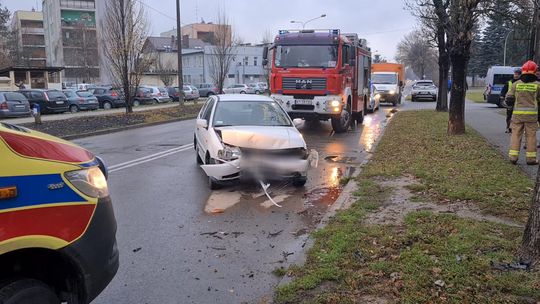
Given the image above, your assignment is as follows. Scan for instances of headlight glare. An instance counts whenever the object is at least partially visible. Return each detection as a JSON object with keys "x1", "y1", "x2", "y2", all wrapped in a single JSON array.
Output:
[
  {"x1": 65, "y1": 167, "x2": 109, "y2": 198},
  {"x1": 330, "y1": 100, "x2": 341, "y2": 107}
]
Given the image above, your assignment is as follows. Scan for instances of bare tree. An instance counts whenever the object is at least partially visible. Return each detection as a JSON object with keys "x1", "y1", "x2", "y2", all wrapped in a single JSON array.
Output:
[
  {"x1": 208, "y1": 10, "x2": 235, "y2": 94},
  {"x1": 406, "y1": 0, "x2": 451, "y2": 112},
  {"x1": 101, "y1": 0, "x2": 151, "y2": 114},
  {"x1": 0, "y1": 3, "x2": 12, "y2": 68},
  {"x1": 156, "y1": 55, "x2": 175, "y2": 86},
  {"x1": 396, "y1": 30, "x2": 438, "y2": 80}
]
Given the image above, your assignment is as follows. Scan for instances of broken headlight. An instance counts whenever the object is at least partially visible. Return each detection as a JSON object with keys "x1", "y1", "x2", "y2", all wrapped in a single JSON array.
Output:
[{"x1": 217, "y1": 144, "x2": 242, "y2": 161}]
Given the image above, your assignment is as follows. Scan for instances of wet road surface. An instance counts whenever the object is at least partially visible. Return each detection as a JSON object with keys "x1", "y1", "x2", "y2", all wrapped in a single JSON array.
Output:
[{"x1": 77, "y1": 103, "x2": 399, "y2": 304}]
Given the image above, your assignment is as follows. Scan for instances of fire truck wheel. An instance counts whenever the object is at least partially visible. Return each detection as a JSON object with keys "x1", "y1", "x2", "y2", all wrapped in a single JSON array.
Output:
[
  {"x1": 355, "y1": 109, "x2": 365, "y2": 125},
  {"x1": 0, "y1": 279, "x2": 59, "y2": 304},
  {"x1": 331, "y1": 103, "x2": 352, "y2": 133}
]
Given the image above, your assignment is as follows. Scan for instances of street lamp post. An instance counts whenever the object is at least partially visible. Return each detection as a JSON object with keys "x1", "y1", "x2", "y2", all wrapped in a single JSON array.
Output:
[
  {"x1": 176, "y1": 0, "x2": 184, "y2": 104},
  {"x1": 290, "y1": 14, "x2": 326, "y2": 29},
  {"x1": 504, "y1": 29, "x2": 514, "y2": 66}
]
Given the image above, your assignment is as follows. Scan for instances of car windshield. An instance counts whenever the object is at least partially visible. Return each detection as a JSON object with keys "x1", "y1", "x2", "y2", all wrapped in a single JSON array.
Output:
[
  {"x1": 77, "y1": 91, "x2": 93, "y2": 97},
  {"x1": 275, "y1": 45, "x2": 338, "y2": 68},
  {"x1": 213, "y1": 101, "x2": 292, "y2": 127},
  {"x1": 415, "y1": 82, "x2": 434, "y2": 87},
  {"x1": 372, "y1": 74, "x2": 398, "y2": 84}
]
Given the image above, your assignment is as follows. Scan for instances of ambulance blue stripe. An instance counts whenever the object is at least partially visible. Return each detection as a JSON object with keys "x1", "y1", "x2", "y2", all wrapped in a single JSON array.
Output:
[
  {"x1": 0, "y1": 174, "x2": 86, "y2": 211},
  {"x1": 79, "y1": 159, "x2": 99, "y2": 168}
]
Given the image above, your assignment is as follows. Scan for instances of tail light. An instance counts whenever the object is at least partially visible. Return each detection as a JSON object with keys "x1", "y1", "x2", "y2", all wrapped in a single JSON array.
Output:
[
  {"x1": 0, "y1": 102, "x2": 8, "y2": 110},
  {"x1": 157, "y1": 92, "x2": 162, "y2": 96},
  {"x1": 111, "y1": 91, "x2": 118, "y2": 97},
  {"x1": 79, "y1": 98, "x2": 85, "y2": 104}
]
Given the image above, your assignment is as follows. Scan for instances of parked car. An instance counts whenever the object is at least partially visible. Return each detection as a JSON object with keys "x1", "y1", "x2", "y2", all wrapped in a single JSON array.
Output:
[
  {"x1": 165, "y1": 86, "x2": 181, "y2": 102},
  {"x1": 183, "y1": 85, "x2": 200, "y2": 101},
  {"x1": 195, "y1": 94, "x2": 314, "y2": 189},
  {"x1": 411, "y1": 80, "x2": 438, "y2": 102},
  {"x1": 140, "y1": 86, "x2": 172, "y2": 103},
  {"x1": 71, "y1": 83, "x2": 97, "y2": 91},
  {"x1": 0, "y1": 122, "x2": 118, "y2": 303},
  {"x1": 223, "y1": 84, "x2": 249, "y2": 94},
  {"x1": 256, "y1": 82, "x2": 268, "y2": 92},
  {"x1": 0, "y1": 91, "x2": 32, "y2": 118},
  {"x1": 19, "y1": 89, "x2": 69, "y2": 114},
  {"x1": 133, "y1": 87, "x2": 154, "y2": 106},
  {"x1": 196, "y1": 83, "x2": 219, "y2": 97},
  {"x1": 63, "y1": 90, "x2": 99, "y2": 113},
  {"x1": 90, "y1": 87, "x2": 126, "y2": 109},
  {"x1": 247, "y1": 83, "x2": 265, "y2": 94}
]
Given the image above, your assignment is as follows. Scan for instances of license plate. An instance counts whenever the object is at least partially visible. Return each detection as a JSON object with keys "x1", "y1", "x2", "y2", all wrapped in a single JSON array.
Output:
[
  {"x1": 421, "y1": 92, "x2": 429, "y2": 95},
  {"x1": 56, "y1": 101, "x2": 64, "y2": 104},
  {"x1": 295, "y1": 99, "x2": 313, "y2": 105},
  {"x1": 14, "y1": 105, "x2": 25, "y2": 108}
]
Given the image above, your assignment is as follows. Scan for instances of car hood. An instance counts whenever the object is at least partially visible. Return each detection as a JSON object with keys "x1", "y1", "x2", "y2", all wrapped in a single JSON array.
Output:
[
  {"x1": 215, "y1": 126, "x2": 306, "y2": 150},
  {"x1": 373, "y1": 84, "x2": 397, "y2": 91}
]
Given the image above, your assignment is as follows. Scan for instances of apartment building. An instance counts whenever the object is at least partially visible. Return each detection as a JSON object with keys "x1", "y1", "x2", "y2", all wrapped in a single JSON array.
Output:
[
  {"x1": 43, "y1": 0, "x2": 103, "y2": 84},
  {"x1": 11, "y1": 10, "x2": 47, "y2": 67}
]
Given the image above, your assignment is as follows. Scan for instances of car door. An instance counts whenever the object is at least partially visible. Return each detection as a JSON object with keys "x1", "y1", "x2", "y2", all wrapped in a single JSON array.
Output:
[{"x1": 195, "y1": 98, "x2": 215, "y2": 162}]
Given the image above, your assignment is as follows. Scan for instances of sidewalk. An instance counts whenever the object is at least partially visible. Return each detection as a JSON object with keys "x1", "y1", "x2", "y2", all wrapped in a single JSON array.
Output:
[{"x1": 465, "y1": 100, "x2": 538, "y2": 179}]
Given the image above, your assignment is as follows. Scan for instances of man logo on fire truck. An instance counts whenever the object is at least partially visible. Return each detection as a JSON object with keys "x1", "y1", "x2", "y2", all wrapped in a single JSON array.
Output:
[{"x1": 263, "y1": 29, "x2": 372, "y2": 133}]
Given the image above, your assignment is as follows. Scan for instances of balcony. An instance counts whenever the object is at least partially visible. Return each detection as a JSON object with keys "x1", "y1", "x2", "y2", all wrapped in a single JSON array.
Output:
[
  {"x1": 21, "y1": 27, "x2": 44, "y2": 35},
  {"x1": 60, "y1": 0, "x2": 95, "y2": 10}
]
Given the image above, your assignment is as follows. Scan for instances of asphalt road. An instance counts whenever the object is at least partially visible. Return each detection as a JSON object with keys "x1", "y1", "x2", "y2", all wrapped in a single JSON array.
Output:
[{"x1": 74, "y1": 103, "x2": 400, "y2": 304}]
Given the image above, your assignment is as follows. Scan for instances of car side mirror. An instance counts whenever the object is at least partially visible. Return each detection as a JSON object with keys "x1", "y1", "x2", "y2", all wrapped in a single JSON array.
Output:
[{"x1": 197, "y1": 118, "x2": 208, "y2": 129}]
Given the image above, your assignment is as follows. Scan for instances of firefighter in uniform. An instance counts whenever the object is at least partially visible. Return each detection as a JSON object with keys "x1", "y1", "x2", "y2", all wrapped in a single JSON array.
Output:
[
  {"x1": 501, "y1": 68, "x2": 522, "y2": 133},
  {"x1": 506, "y1": 61, "x2": 540, "y2": 165}
]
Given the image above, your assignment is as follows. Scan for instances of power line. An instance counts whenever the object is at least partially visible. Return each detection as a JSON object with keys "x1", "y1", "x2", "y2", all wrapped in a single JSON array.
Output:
[{"x1": 136, "y1": 0, "x2": 185, "y2": 26}]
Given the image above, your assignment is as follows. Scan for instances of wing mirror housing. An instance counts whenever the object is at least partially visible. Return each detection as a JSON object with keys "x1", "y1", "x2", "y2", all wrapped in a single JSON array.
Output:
[{"x1": 197, "y1": 118, "x2": 208, "y2": 129}]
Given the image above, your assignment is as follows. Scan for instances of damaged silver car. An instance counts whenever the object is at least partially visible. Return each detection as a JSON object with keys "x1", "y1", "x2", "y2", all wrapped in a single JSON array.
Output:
[{"x1": 194, "y1": 94, "x2": 317, "y2": 190}]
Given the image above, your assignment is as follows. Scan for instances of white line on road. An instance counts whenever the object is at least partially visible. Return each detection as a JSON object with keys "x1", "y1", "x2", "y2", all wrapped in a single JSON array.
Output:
[{"x1": 109, "y1": 144, "x2": 194, "y2": 173}]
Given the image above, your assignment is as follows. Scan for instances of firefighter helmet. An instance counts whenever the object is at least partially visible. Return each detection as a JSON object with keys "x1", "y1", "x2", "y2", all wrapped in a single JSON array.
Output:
[{"x1": 521, "y1": 60, "x2": 538, "y2": 74}]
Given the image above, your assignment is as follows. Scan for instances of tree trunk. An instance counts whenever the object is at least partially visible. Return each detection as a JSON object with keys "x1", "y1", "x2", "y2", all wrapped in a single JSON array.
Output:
[
  {"x1": 436, "y1": 26, "x2": 449, "y2": 112},
  {"x1": 448, "y1": 53, "x2": 467, "y2": 135},
  {"x1": 520, "y1": 165, "x2": 540, "y2": 264}
]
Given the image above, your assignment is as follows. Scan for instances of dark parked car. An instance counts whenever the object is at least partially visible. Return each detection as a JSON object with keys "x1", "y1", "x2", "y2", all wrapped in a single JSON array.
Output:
[
  {"x1": 90, "y1": 87, "x2": 126, "y2": 110},
  {"x1": 19, "y1": 89, "x2": 69, "y2": 114},
  {"x1": 196, "y1": 83, "x2": 218, "y2": 97},
  {"x1": 0, "y1": 91, "x2": 32, "y2": 118},
  {"x1": 63, "y1": 90, "x2": 99, "y2": 113},
  {"x1": 133, "y1": 87, "x2": 154, "y2": 106},
  {"x1": 165, "y1": 86, "x2": 182, "y2": 102}
]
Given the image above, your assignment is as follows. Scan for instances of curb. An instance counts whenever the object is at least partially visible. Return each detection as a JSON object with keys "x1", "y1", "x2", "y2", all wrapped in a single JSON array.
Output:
[{"x1": 61, "y1": 115, "x2": 198, "y2": 140}]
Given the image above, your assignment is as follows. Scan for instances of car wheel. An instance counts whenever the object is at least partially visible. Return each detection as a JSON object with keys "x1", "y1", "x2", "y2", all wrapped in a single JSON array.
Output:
[
  {"x1": 195, "y1": 137, "x2": 203, "y2": 165},
  {"x1": 69, "y1": 105, "x2": 79, "y2": 113},
  {"x1": 255, "y1": 90, "x2": 261, "y2": 95},
  {"x1": 0, "y1": 279, "x2": 59, "y2": 304},
  {"x1": 292, "y1": 176, "x2": 307, "y2": 188},
  {"x1": 133, "y1": 100, "x2": 140, "y2": 107},
  {"x1": 240, "y1": 91, "x2": 246, "y2": 94},
  {"x1": 411, "y1": 96, "x2": 416, "y2": 102},
  {"x1": 103, "y1": 101, "x2": 113, "y2": 110},
  {"x1": 153, "y1": 98, "x2": 158, "y2": 104}
]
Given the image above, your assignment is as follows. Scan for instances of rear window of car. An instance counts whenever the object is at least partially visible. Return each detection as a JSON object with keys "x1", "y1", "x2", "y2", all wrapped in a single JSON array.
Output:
[
  {"x1": 3, "y1": 92, "x2": 27, "y2": 101},
  {"x1": 63, "y1": 91, "x2": 76, "y2": 97},
  {"x1": 416, "y1": 82, "x2": 434, "y2": 86},
  {"x1": 183, "y1": 86, "x2": 190, "y2": 91},
  {"x1": 47, "y1": 91, "x2": 65, "y2": 99},
  {"x1": 77, "y1": 91, "x2": 93, "y2": 97},
  {"x1": 190, "y1": 85, "x2": 197, "y2": 90},
  {"x1": 159, "y1": 88, "x2": 167, "y2": 94}
]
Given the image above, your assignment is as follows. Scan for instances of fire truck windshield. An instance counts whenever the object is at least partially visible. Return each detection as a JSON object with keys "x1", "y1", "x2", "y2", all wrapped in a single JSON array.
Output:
[
  {"x1": 275, "y1": 45, "x2": 338, "y2": 68},
  {"x1": 372, "y1": 74, "x2": 398, "y2": 84}
]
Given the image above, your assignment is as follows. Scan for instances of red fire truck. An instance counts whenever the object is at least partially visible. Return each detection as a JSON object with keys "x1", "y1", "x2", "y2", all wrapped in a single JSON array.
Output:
[{"x1": 263, "y1": 29, "x2": 372, "y2": 133}]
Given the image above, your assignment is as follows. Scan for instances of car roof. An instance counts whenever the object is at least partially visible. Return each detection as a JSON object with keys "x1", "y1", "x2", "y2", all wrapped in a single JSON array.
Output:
[{"x1": 215, "y1": 94, "x2": 274, "y2": 102}]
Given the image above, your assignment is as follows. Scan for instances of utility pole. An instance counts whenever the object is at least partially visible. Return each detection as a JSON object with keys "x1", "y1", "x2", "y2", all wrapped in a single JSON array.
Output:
[
  {"x1": 530, "y1": 0, "x2": 540, "y2": 62},
  {"x1": 176, "y1": 0, "x2": 184, "y2": 104}
]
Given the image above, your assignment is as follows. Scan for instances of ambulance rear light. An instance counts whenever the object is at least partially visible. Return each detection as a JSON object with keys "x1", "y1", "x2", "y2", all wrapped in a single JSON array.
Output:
[{"x1": 0, "y1": 186, "x2": 17, "y2": 200}]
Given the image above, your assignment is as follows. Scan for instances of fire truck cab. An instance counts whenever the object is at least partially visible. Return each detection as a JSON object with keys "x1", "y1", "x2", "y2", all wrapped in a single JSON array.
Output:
[{"x1": 264, "y1": 29, "x2": 372, "y2": 133}]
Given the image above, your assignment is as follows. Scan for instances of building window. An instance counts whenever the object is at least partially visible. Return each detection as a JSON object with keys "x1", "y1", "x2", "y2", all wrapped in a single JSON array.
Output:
[{"x1": 254, "y1": 57, "x2": 258, "y2": 66}]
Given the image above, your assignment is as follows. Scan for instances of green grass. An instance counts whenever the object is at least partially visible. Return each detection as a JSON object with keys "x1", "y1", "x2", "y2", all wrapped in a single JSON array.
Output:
[
  {"x1": 466, "y1": 90, "x2": 485, "y2": 103},
  {"x1": 363, "y1": 111, "x2": 532, "y2": 223},
  {"x1": 275, "y1": 111, "x2": 539, "y2": 303}
]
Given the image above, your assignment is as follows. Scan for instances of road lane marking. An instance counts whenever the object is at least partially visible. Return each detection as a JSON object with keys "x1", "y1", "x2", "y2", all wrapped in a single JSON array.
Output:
[{"x1": 109, "y1": 144, "x2": 194, "y2": 173}]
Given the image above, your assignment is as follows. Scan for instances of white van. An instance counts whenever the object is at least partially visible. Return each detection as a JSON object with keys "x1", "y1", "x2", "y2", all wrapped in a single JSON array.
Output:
[{"x1": 484, "y1": 66, "x2": 519, "y2": 107}]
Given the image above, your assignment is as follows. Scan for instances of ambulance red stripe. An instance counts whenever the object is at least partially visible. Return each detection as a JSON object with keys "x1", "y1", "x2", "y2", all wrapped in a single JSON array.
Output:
[{"x1": 0, "y1": 131, "x2": 94, "y2": 163}]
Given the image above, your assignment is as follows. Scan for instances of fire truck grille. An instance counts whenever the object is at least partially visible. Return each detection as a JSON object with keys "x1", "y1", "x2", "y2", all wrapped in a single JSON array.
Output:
[{"x1": 282, "y1": 78, "x2": 327, "y2": 91}]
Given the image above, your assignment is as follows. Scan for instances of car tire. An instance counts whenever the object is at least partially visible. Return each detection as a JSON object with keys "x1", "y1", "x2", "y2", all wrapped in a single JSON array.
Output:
[
  {"x1": 240, "y1": 91, "x2": 246, "y2": 94},
  {"x1": 0, "y1": 279, "x2": 59, "y2": 304},
  {"x1": 411, "y1": 96, "x2": 416, "y2": 102},
  {"x1": 69, "y1": 105, "x2": 79, "y2": 113},
  {"x1": 255, "y1": 90, "x2": 261, "y2": 95},
  {"x1": 103, "y1": 101, "x2": 113, "y2": 110},
  {"x1": 206, "y1": 157, "x2": 221, "y2": 190},
  {"x1": 133, "y1": 100, "x2": 140, "y2": 107},
  {"x1": 292, "y1": 176, "x2": 307, "y2": 188}
]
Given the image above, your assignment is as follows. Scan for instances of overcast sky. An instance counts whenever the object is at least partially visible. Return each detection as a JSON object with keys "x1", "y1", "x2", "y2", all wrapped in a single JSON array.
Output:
[{"x1": 3, "y1": 0, "x2": 417, "y2": 60}]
